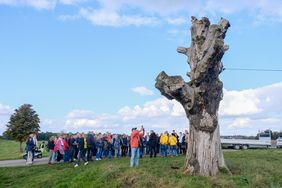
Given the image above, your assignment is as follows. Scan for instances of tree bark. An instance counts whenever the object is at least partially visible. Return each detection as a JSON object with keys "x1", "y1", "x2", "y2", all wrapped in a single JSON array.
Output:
[{"x1": 155, "y1": 17, "x2": 230, "y2": 176}]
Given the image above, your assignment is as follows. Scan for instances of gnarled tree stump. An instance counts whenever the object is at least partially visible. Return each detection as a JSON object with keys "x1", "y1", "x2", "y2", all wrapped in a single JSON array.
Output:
[{"x1": 155, "y1": 17, "x2": 230, "y2": 176}]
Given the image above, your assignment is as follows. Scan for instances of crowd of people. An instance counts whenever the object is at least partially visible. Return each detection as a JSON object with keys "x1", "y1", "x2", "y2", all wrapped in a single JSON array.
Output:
[{"x1": 25, "y1": 127, "x2": 189, "y2": 168}]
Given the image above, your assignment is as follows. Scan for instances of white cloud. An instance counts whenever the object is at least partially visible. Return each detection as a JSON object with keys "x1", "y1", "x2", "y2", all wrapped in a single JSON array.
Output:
[
  {"x1": 229, "y1": 118, "x2": 251, "y2": 129},
  {"x1": 65, "y1": 118, "x2": 98, "y2": 128},
  {"x1": 0, "y1": 0, "x2": 86, "y2": 9},
  {"x1": 67, "y1": 109, "x2": 96, "y2": 119},
  {"x1": 1, "y1": 82, "x2": 282, "y2": 136},
  {"x1": 90, "y1": 0, "x2": 282, "y2": 26},
  {"x1": 78, "y1": 8, "x2": 159, "y2": 27},
  {"x1": 95, "y1": 0, "x2": 196, "y2": 16},
  {"x1": 203, "y1": 0, "x2": 282, "y2": 24},
  {"x1": 166, "y1": 17, "x2": 187, "y2": 25},
  {"x1": 0, "y1": 103, "x2": 13, "y2": 116},
  {"x1": 131, "y1": 86, "x2": 154, "y2": 96},
  {"x1": 0, "y1": 0, "x2": 56, "y2": 10},
  {"x1": 219, "y1": 88, "x2": 262, "y2": 116},
  {"x1": 219, "y1": 82, "x2": 282, "y2": 135},
  {"x1": 63, "y1": 109, "x2": 112, "y2": 133},
  {"x1": 220, "y1": 82, "x2": 282, "y2": 117},
  {"x1": 118, "y1": 98, "x2": 184, "y2": 120},
  {"x1": 61, "y1": 82, "x2": 282, "y2": 136},
  {"x1": 59, "y1": 0, "x2": 86, "y2": 5},
  {"x1": 1, "y1": 0, "x2": 282, "y2": 26},
  {"x1": 0, "y1": 103, "x2": 13, "y2": 135}
]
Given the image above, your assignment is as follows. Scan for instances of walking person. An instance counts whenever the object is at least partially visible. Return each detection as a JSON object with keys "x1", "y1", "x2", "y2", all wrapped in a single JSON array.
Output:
[
  {"x1": 149, "y1": 130, "x2": 158, "y2": 158},
  {"x1": 56, "y1": 135, "x2": 65, "y2": 162},
  {"x1": 74, "y1": 133, "x2": 88, "y2": 167},
  {"x1": 96, "y1": 133, "x2": 103, "y2": 161},
  {"x1": 52, "y1": 136, "x2": 58, "y2": 163},
  {"x1": 86, "y1": 131, "x2": 95, "y2": 161},
  {"x1": 130, "y1": 126, "x2": 144, "y2": 167},
  {"x1": 32, "y1": 133, "x2": 38, "y2": 162},
  {"x1": 26, "y1": 134, "x2": 35, "y2": 165},
  {"x1": 47, "y1": 136, "x2": 55, "y2": 164},
  {"x1": 68, "y1": 135, "x2": 76, "y2": 162},
  {"x1": 113, "y1": 134, "x2": 121, "y2": 158},
  {"x1": 63, "y1": 135, "x2": 70, "y2": 162},
  {"x1": 74, "y1": 135, "x2": 79, "y2": 161}
]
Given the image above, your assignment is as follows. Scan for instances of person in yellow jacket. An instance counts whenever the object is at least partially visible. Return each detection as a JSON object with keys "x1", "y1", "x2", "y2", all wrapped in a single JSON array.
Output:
[
  {"x1": 169, "y1": 133, "x2": 178, "y2": 157},
  {"x1": 160, "y1": 132, "x2": 169, "y2": 157}
]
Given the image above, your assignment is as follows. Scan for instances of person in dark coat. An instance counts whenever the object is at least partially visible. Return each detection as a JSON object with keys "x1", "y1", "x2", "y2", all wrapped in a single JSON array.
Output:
[
  {"x1": 148, "y1": 130, "x2": 158, "y2": 158},
  {"x1": 86, "y1": 132, "x2": 95, "y2": 161},
  {"x1": 26, "y1": 135, "x2": 35, "y2": 165},
  {"x1": 74, "y1": 133, "x2": 88, "y2": 167},
  {"x1": 121, "y1": 134, "x2": 128, "y2": 157},
  {"x1": 47, "y1": 136, "x2": 55, "y2": 164},
  {"x1": 68, "y1": 135, "x2": 76, "y2": 162}
]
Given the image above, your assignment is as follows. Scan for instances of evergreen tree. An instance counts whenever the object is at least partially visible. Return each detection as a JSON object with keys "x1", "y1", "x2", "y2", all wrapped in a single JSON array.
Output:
[{"x1": 4, "y1": 104, "x2": 40, "y2": 152}]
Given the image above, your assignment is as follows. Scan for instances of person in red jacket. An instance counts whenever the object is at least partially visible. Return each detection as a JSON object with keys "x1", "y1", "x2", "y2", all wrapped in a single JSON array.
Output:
[
  {"x1": 63, "y1": 135, "x2": 70, "y2": 162},
  {"x1": 130, "y1": 126, "x2": 144, "y2": 167}
]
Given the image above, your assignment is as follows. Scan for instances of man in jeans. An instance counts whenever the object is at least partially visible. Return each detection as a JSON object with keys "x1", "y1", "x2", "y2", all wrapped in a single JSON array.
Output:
[
  {"x1": 95, "y1": 133, "x2": 103, "y2": 160},
  {"x1": 74, "y1": 133, "x2": 88, "y2": 167},
  {"x1": 130, "y1": 126, "x2": 144, "y2": 167},
  {"x1": 169, "y1": 133, "x2": 178, "y2": 157},
  {"x1": 160, "y1": 131, "x2": 169, "y2": 157}
]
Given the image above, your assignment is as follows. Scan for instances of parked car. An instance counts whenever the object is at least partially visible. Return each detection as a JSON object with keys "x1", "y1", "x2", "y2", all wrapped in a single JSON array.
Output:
[
  {"x1": 276, "y1": 137, "x2": 282, "y2": 148},
  {"x1": 23, "y1": 148, "x2": 43, "y2": 160}
]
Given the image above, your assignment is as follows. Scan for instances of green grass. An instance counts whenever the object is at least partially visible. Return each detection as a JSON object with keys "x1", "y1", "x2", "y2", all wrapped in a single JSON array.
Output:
[
  {"x1": 0, "y1": 150, "x2": 282, "y2": 188},
  {"x1": 0, "y1": 139, "x2": 24, "y2": 160},
  {"x1": 0, "y1": 138, "x2": 48, "y2": 160}
]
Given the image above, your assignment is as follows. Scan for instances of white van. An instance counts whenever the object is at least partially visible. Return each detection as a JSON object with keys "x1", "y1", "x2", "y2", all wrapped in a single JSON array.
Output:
[{"x1": 276, "y1": 136, "x2": 282, "y2": 148}]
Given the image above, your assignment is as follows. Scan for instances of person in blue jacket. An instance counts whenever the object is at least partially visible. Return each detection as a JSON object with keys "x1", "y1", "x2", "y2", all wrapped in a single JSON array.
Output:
[{"x1": 26, "y1": 134, "x2": 35, "y2": 165}]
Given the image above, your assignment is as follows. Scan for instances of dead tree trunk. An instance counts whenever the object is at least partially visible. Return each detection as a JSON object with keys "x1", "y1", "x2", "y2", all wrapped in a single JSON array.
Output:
[{"x1": 155, "y1": 17, "x2": 230, "y2": 176}]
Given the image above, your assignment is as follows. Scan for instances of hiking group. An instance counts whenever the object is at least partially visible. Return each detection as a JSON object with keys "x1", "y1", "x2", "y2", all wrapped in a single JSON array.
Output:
[{"x1": 25, "y1": 126, "x2": 189, "y2": 167}]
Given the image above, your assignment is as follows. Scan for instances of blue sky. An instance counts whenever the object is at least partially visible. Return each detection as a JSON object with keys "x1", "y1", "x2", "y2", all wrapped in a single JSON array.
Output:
[{"x1": 0, "y1": 0, "x2": 282, "y2": 135}]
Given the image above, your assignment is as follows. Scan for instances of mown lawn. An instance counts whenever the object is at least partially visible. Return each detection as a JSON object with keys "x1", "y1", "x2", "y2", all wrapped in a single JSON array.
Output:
[
  {"x1": 0, "y1": 139, "x2": 24, "y2": 160},
  {"x1": 0, "y1": 139, "x2": 48, "y2": 160},
  {"x1": 0, "y1": 150, "x2": 281, "y2": 188}
]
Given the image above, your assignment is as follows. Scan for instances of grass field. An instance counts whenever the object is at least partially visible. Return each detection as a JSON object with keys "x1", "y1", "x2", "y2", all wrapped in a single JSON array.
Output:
[
  {"x1": 0, "y1": 139, "x2": 24, "y2": 160},
  {"x1": 0, "y1": 138, "x2": 48, "y2": 160},
  {"x1": 0, "y1": 150, "x2": 281, "y2": 188}
]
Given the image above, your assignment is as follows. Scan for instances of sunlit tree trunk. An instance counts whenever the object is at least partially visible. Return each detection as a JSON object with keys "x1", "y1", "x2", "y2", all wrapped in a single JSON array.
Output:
[{"x1": 155, "y1": 17, "x2": 230, "y2": 176}]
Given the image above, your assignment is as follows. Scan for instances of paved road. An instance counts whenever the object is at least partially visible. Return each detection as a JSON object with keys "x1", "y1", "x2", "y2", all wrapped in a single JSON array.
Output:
[{"x1": 0, "y1": 157, "x2": 48, "y2": 167}]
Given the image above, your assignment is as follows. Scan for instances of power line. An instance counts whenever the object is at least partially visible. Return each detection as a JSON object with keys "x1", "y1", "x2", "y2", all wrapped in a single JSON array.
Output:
[{"x1": 223, "y1": 68, "x2": 282, "y2": 72}]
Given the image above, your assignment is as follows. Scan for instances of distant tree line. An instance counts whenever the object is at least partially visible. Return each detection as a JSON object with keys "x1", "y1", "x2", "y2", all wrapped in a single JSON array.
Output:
[
  {"x1": 37, "y1": 132, "x2": 60, "y2": 141},
  {"x1": 270, "y1": 131, "x2": 282, "y2": 140}
]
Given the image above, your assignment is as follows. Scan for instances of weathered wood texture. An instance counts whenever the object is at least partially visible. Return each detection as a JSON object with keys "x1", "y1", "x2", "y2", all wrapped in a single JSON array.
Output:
[{"x1": 155, "y1": 17, "x2": 230, "y2": 176}]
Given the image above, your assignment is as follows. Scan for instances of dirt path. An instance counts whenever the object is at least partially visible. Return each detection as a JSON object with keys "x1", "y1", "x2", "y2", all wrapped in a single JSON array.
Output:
[{"x1": 0, "y1": 157, "x2": 48, "y2": 167}]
